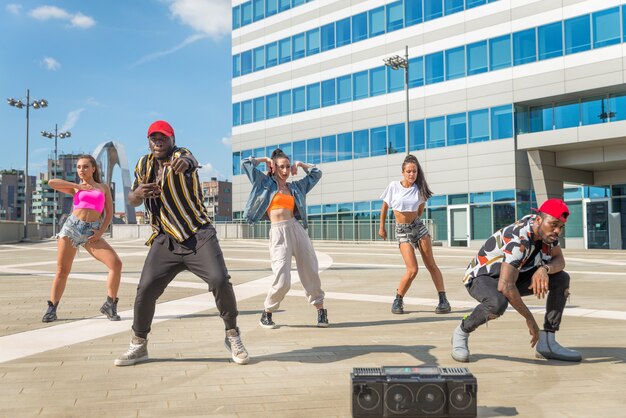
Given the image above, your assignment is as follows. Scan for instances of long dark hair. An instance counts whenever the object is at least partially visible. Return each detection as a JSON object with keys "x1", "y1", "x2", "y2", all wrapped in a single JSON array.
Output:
[
  {"x1": 77, "y1": 155, "x2": 102, "y2": 183},
  {"x1": 402, "y1": 154, "x2": 433, "y2": 201},
  {"x1": 267, "y1": 148, "x2": 290, "y2": 177}
]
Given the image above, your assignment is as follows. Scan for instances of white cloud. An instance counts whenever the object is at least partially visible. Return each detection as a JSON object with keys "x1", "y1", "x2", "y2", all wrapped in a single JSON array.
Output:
[
  {"x1": 85, "y1": 97, "x2": 100, "y2": 106},
  {"x1": 62, "y1": 109, "x2": 85, "y2": 131},
  {"x1": 130, "y1": 33, "x2": 207, "y2": 68},
  {"x1": 220, "y1": 136, "x2": 231, "y2": 147},
  {"x1": 42, "y1": 56, "x2": 60, "y2": 70},
  {"x1": 169, "y1": 0, "x2": 231, "y2": 40},
  {"x1": 29, "y1": 5, "x2": 95, "y2": 29},
  {"x1": 6, "y1": 4, "x2": 22, "y2": 14},
  {"x1": 197, "y1": 162, "x2": 222, "y2": 182}
]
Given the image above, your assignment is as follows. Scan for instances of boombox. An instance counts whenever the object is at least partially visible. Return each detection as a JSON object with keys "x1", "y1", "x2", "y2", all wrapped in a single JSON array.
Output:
[{"x1": 351, "y1": 366, "x2": 477, "y2": 418}]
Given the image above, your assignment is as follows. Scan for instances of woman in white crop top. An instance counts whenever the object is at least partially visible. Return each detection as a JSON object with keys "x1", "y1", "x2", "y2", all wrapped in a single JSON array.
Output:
[{"x1": 379, "y1": 154, "x2": 451, "y2": 315}]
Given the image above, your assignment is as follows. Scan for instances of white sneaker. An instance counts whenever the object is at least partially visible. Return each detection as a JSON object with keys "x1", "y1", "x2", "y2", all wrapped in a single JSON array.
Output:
[
  {"x1": 114, "y1": 336, "x2": 148, "y2": 366},
  {"x1": 536, "y1": 331, "x2": 581, "y2": 362},
  {"x1": 225, "y1": 328, "x2": 250, "y2": 365},
  {"x1": 451, "y1": 324, "x2": 470, "y2": 362}
]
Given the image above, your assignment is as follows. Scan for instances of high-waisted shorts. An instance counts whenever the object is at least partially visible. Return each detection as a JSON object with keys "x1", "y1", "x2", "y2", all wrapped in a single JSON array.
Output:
[
  {"x1": 57, "y1": 214, "x2": 101, "y2": 248},
  {"x1": 395, "y1": 218, "x2": 430, "y2": 249}
]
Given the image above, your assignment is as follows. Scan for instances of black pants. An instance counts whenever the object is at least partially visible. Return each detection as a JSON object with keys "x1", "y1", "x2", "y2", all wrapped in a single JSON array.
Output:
[
  {"x1": 462, "y1": 268, "x2": 570, "y2": 333},
  {"x1": 132, "y1": 225, "x2": 238, "y2": 338}
]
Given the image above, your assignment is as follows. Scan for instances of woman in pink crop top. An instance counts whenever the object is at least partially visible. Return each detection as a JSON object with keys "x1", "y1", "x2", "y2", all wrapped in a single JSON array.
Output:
[{"x1": 41, "y1": 155, "x2": 122, "y2": 323}]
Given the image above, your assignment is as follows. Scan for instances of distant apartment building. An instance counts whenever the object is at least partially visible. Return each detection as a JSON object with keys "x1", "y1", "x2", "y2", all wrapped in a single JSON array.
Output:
[
  {"x1": 0, "y1": 169, "x2": 36, "y2": 221},
  {"x1": 202, "y1": 178, "x2": 233, "y2": 221},
  {"x1": 32, "y1": 154, "x2": 82, "y2": 226}
]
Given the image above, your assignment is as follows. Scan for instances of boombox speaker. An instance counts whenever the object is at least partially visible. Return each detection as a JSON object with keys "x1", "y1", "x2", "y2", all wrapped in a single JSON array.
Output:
[{"x1": 351, "y1": 366, "x2": 477, "y2": 418}]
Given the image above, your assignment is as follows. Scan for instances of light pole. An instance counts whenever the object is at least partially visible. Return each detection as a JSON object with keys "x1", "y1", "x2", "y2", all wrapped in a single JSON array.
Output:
[
  {"x1": 7, "y1": 90, "x2": 48, "y2": 240},
  {"x1": 384, "y1": 46, "x2": 410, "y2": 155},
  {"x1": 41, "y1": 125, "x2": 71, "y2": 236}
]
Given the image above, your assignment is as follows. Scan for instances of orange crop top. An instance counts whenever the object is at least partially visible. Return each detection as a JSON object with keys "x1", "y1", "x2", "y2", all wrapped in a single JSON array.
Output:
[{"x1": 267, "y1": 192, "x2": 295, "y2": 212}]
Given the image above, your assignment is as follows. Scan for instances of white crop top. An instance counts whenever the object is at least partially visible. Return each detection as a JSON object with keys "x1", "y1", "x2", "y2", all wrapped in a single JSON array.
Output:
[{"x1": 380, "y1": 181, "x2": 425, "y2": 212}]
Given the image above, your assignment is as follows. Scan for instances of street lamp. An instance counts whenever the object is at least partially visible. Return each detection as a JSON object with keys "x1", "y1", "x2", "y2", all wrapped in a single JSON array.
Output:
[
  {"x1": 41, "y1": 125, "x2": 71, "y2": 236},
  {"x1": 7, "y1": 89, "x2": 48, "y2": 240},
  {"x1": 384, "y1": 46, "x2": 410, "y2": 155}
]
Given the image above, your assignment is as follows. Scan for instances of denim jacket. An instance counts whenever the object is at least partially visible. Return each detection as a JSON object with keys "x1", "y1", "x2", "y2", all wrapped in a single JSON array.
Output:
[{"x1": 241, "y1": 157, "x2": 322, "y2": 229}]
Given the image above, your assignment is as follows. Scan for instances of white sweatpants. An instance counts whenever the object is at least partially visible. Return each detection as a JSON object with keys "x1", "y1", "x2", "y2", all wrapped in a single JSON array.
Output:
[{"x1": 264, "y1": 218, "x2": 325, "y2": 312}]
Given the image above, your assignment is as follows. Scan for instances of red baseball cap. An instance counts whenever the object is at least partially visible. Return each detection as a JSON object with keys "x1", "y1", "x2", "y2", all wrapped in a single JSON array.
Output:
[
  {"x1": 147, "y1": 120, "x2": 174, "y2": 138},
  {"x1": 533, "y1": 198, "x2": 570, "y2": 223}
]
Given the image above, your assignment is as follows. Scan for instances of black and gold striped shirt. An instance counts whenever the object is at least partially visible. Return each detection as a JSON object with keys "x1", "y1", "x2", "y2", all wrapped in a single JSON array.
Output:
[{"x1": 132, "y1": 147, "x2": 210, "y2": 245}]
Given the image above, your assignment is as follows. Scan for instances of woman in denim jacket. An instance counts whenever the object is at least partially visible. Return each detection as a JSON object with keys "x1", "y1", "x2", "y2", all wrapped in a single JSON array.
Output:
[{"x1": 241, "y1": 148, "x2": 328, "y2": 329}]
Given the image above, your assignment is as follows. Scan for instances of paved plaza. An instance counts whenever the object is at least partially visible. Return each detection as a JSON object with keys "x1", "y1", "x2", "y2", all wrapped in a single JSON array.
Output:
[{"x1": 0, "y1": 237, "x2": 625, "y2": 417}]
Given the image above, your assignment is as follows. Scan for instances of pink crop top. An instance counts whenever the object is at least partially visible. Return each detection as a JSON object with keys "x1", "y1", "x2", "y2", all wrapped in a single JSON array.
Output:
[{"x1": 73, "y1": 189, "x2": 105, "y2": 213}]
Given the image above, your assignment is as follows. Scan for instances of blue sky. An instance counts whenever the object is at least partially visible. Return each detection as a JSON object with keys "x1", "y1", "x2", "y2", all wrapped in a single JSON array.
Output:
[{"x1": 1, "y1": 0, "x2": 233, "y2": 209}]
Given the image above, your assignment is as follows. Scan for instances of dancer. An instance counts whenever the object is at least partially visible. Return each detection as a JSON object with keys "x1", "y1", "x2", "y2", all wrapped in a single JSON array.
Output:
[
  {"x1": 42, "y1": 155, "x2": 122, "y2": 322},
  {"x1": 379, "y1": 154, "x2": 450, "y2": 314},
  {"x1": 241, "y1": 148, "x2": 328, "y2": 328}
]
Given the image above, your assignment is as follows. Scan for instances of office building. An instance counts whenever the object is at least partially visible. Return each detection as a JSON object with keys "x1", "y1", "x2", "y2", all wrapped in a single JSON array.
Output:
[
  {"x1": 202, "y1": 178, "x2": 233, "y2": 222},
  {"x1": 0, "y1": 170, "x2": 36, "y2": 221}
]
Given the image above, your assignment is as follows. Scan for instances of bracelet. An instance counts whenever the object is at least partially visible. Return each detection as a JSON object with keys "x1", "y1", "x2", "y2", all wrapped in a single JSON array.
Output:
[{"x1": 541, "y1": 264, "x2": 551, "y2": 274}]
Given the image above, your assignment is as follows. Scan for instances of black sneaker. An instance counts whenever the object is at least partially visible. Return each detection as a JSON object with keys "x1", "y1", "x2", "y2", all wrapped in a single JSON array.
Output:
[
  {"x1": 259, "y1": 311, "x2": 276, "y2": 329},
  {"x1": 436, "y1": 299, "x2": 451, "y2": 314},
  {"x1": 100, "y1": 297, "x2": 121, "y2": 321},
  {"x1": 391, "y1": 296, "x2": 404, "y2": 314},
  {"x1": 317, "y1": 308, "x2": 329, "y2": 328},
  {"x1": 42, "y1": 300, "x2": 58, "y2": 323}
]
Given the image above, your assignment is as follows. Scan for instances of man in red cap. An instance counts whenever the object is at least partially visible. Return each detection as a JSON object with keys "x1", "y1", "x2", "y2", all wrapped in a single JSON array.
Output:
[
  {"x1": 451, "y1": 198, "x2": 581, "y2": 362},
  {"x1": 114, "y1": 120, "x2": 249, "y2": 366}
]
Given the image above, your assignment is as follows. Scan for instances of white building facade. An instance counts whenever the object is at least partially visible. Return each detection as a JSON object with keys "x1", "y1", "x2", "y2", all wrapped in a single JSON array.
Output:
[{"x1": 231, "y1": 0, "x2": 626, "y2": 249}]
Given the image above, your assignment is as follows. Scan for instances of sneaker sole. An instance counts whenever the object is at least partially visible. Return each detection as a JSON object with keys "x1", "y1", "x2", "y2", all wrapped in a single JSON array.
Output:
[
  {"x1": 317, "y1": 322, "x2": 329, "y2": 328},
  {"x1": 435, "y1": 307, "x2": 452, "y2": 314},
  {"x1": 451, "y1": 352, "x2": 470, "y2": 363},
  {"x1": 391, "y1": 310, "x2": 404, "y2": 314},
  {"x1": 224, "y1": 341, "x2": 250, "y2": 365},
  {"x1": 114, "y1": 355, "x2": 148, "y2": 367},
  {"x1": 100, "y1": 308, "x2": 121, "y2": 321},
  {"x1": 259, "y1": 320, "x2": 277, "y2": 329},
  {"x1": 42, "y1": 315, "x2": 57, "y2": 323}
]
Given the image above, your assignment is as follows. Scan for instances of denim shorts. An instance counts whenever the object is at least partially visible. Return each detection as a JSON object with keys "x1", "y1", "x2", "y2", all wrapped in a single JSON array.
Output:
[
  {"x1": 395, "y1": 218, "x2": 430, "y2": 249},
  {"x1": 57, "y1": 214, "x2": 101, "y2": 247}
]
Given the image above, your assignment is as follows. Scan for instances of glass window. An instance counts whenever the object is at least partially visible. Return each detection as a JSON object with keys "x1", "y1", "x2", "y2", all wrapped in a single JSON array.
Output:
[
  {"x1": 491, "y1": 105, "x2": 513, "y2": 139},
  {"x1": 266, "y1": 94, "x2": 278, "y2": 119},
  {"x1": 306, "y1": 83, "x2": 320, "y2": 110},
  {"x1": 444, "y1": 0, "x2": 464, "y2": 15},
  {"x1": 292, "y1": 33, "x2": 305, "y2": 60},
  {"x1": 278, "y1": 0, "x2": 290, "y2": 12},
  {"x1": 515, "y1": 104, "x2": 530, "y2": 135},
  {"x1": 424, "y1": 0, "x2": 443, "y2": 21},
  {"x1": 428, "y1": 207, "x2": 447, "y2": 241},
  {"x1": 538, "y1": 21, "x2": 563, "y2": 60},
  {"x1": 609, "y1": 93, "x2": 626, "y2": 122},
  {"x1": 489, "y1": 34, "x2": 511, "y2": 71},
  {"x1": 241, "y1": 100, "x2": 253, "y2": 124},
  {"x1": 233, "y1": 54, "x2": 241, "y2": 78},
  {"x1": 241, "y1": 150, "x2": 252, "y2": 161},
  {"x1": 369, "y1": 6, "x2": 385, "y2": 38},
  {"x1": 337, "y1": 75, "x2": 352, "y2": 104},
  {"x1": 563, "y1": 201, "x2": 583, "y2": 239},
  {"x1": 253, "y1": 0, "x2": 264, "y2": 21},
  {"x1": 445, "y1": 46, "x2": 465, "y2": 80},
  {"x1": 322, "y1": 135, "x2": 337, "y2": 163},
  {"x1": 306, "y1": 28, "x2": 320, "y2": 56},
  {"x1": 429, "y1": 195, "x2": 447, "y2": 207},
  {"x1": 337, "y1": 132, "x2": 353, "y2": 161},
  {"x1": 387, "y1": 66, "x2": 404, "y2": 92},
  {"x1": 468, "y1": 109, "x2": 489, "y2": 143},
  {"x1": 446, "y1": 112, "x2": 466, "y2": 146},
  {"x1": 336, "y1": 17, "x2": 351, "y2": 47},
  {"x1": 425, "y1": 52, "x2": 445, "y2": 86},
  {"x1": 581, "y1": 97, "x2": 607, "y2": 126},
  {"x1": 370, "y1": 127, "x2": 387, "y2": 156},
  {"x1": 253, "y1": 97, "x2": 265, "y2": 122},
  {"x1": 493, "y1": 203, "x2": 516, "y2": 231},
  {"x1": 554, "y1": 100, "x2": 579, "y2": 129},
  {"x1": 253, "y1": 46, "x2": 265, "y2": 72},
  {"x1": 565, "y1": 15, "x2": 591, "y2": 55},
  {"x1": 293, "y1": 0, "x2": 305, "y2": 6},
  {"x1": 292, "y1": 86, "x2": 305, "y2": 113},
  {"x1": 321, "y1": 23, "x2": 335, "y2": 52},
  {"x1": 612, "y1": 184, "x2": 626, "y2": 196},
  {"x1": 493, "y1": 189, "x2": 515, "y2": 201},
  {"x1": 448, "y1": 194, "x2": 468, "y2": 205},
  {"x1": 307, "y1": 137, "x2": 321, "y2": 164},
  {"x1": 513, "y1": 28, "x2": 537, "y2": 66},
  {"x1": 265, "y1": 146, "x2": 274, "y2": 158},
  {"x1": 408, "y1": 56, "x2": 424, "y2": 87},
  {"x1": 370, "y1": 66, "x2": 386, "y2": 96},
  {"x1": 386, "y1": 1, "x2": 404, "y2": 32},
  {"x1": 279, "y1": 90, "x2": 291, "y2": 116},
  {"x1": 241, "y1": 50, "x2": 252, "y2": 75},
  {"x1": 321, "y1": 79, "x2": 336, "y2": 107},
  {"x1": 232, "y1": 6, "x2": 241, "y2": 30},
  {"x1": 405, "y1": 0, "x2": 423, "y2": 27},
  {"x1": 388, "y1": 123, "x2": 405, "y2": 154},
  {"x1": 266, "y1": 0, "x2": 277, "y2": 16},
  {"x1": 352, "y1": 12, "x2": 368, "y2": 42},
  {"x1": 232, "y1": 152, "x2": 241, "y2": 176},
  {"x1": 266, "y1": 42, "x2": 278, "y2": 68},
  {"x1": 584, "y1": 186, "x2": 610, "y2": 199},
  {"x1": 293, "y1": 140, "x2": 306, "y2": 162},
  {"x1": 409, "y1": 119, "x2": 425, "y2": 151},
  {"x1": 470, "y1": 191, "x2": 491, "y2": 204},
  {"x1": 354, "y1": 129, "x2": 369, "y2": 158},
  {"x1": 241, "y1": 1, "x2": 252, "y2": 25},
  {"x1": 471, "y1": 205, "x2": 492, "y2": 240},
  {"x1": 530, "y1": 104, "x2": 553, "y2": 132},
  {"x1": 592, "y1": 7, "x2": 620, "y2": 48},
  {"x1": 564, "y1": 187, "x2": 582, "y2": 200},
  {"x1": 279, "y1": 143, "x2": 292, "y2": 160},
  {"x1": 353, "y1": 70, "x2": 368, "y2": 100},
  {"x1": 467, "y1": 40, "x2": 488, "y2": 75},
  {"x1": 279, "y1": 38, "x2": 291, "y2": 63},
  {"x1": 232, "y1": 103, "x2": 241, "y2": 127},
  {"x1": 426, "y1": 116, "x2": 445, "y2": 148}
]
